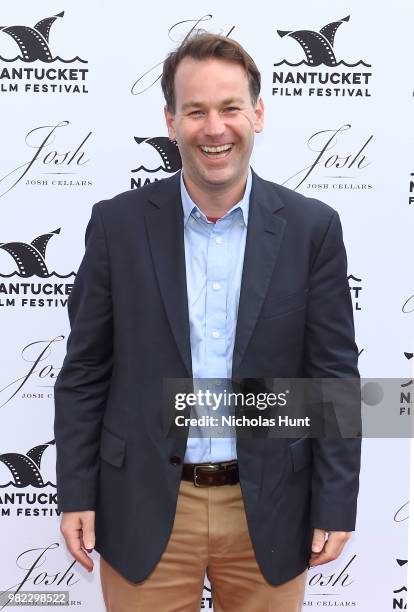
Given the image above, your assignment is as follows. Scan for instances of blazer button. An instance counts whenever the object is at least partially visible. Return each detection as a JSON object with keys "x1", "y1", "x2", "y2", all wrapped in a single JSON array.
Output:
[{"x1": 169, "y1": 455, "x2": 182, "y2": 465}]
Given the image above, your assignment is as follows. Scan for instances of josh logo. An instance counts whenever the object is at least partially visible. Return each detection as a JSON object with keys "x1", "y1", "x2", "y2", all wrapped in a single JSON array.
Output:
[
  {"x1": 130, "y1": 136, "x2": 182, "y2": 189},
  {"x1": 303, "y1": 555, "x2": 357, "y2": 608},
  {"x1": 0, "y1": 121, "x2": 92, "y2": 198},
  {"x1": 0, "y1": 228, "x2": 75, "y2": 309},
  {"x1": 394, "y1": 501, "x2": 409, "y2": 523},
  {"x1": 273, "y1": 15, "x2": 372, "y2": 99},
  {"x1": 0, "y1": 543, "x2": 81, "y2": 609},
  {"x1": 0, "y1": 336, "x2": 63, "y2": 409},
  {"x1": 402, "y1": 293, "x2": 414, "y2": 314},
  {"x1": 131, "y1": 15, "x2": 235, "y2": 96},
  {"x1": 348, "y1": 275, "x2": 362, "y2": 311},
  {"x1": 0, "y1": 11, "x2": 88, "y2": 94},
  {"x1": 282, "y1": 124, "x2": 373, "y2": 192}
]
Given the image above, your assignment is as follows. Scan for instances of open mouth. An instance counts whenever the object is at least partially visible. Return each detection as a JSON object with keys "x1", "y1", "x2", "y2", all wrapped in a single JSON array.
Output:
[{"x1": 199, "y1": 144, "x2": 233, "y2": 159}]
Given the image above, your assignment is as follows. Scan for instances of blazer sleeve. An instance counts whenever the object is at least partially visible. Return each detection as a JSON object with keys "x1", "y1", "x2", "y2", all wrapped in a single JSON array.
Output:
[
  {"x1": 304, "y1": 209, "x2": 361, "y2": 532},
  {"x1": 54, "y1": 203, "x2": 113, "y2": 512}
]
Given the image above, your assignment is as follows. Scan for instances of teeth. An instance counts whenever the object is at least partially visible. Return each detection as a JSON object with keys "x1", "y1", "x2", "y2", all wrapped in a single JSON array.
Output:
[{"x1": 200, "y1": 144, "x2": 232, "y2": 153}]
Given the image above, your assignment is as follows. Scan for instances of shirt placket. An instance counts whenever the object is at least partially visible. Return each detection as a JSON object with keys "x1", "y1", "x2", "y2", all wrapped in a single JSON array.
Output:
[{"x1": 205, "y1": 216, "x2": 233, "y2": 459}]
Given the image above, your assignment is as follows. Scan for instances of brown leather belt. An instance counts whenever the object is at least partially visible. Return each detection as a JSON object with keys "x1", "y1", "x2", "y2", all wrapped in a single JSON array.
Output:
[{"x1": 181, "y1": 460, "x2": 239, "y2": 487}]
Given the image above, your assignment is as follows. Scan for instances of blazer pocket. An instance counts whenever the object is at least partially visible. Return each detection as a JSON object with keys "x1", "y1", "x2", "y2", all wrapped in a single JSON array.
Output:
[
  {"x1": 289, "y1": 438, "x2": 312, "y2": 472},
  {"x1": 260, "y1": 288, "x2": 309, "y2": 320},
  {"x1": 100, "y1": 426, "x2": 126, "y2": 468}
]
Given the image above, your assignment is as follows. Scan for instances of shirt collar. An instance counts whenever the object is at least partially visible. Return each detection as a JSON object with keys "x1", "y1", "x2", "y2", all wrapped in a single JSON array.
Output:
[{"x1": 180, "y1": 167, "x2": 252, "y2": 227}]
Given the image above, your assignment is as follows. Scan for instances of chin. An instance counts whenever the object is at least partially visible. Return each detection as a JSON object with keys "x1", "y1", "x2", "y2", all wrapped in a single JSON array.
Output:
[{"x1": 201, "y1": 168, "x2": 237, "y2": 185}]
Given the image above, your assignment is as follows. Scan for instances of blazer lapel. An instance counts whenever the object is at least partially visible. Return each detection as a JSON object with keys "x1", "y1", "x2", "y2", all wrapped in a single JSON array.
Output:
[
  {"x1": 145, "y1": 174, "x2": 193, "y2": 377},
  {"x1": 233, "y1": 172, "x2": 286, "y2": 374}
]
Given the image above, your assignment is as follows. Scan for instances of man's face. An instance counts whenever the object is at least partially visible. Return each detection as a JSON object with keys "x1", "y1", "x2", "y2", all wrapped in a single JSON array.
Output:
[{"x1": 164, "y1": 57, "x2": 264, "y2": 193}]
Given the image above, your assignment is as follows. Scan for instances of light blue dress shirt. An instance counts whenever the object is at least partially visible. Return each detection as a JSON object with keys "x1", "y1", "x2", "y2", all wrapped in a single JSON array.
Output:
[{"x1": 180, "y1": 169, "x2": 252, "y2": 463}]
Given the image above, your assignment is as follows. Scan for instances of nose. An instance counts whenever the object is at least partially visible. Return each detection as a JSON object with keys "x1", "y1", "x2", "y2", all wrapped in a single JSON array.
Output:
[{"x1": 204, "y1": 111, "x2": 225, "y2": 138}]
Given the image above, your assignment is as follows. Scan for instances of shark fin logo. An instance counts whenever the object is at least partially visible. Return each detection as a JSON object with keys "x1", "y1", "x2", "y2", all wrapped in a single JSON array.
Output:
[
  {"x1": 0, "y1": 440, "x2": 55, "y2": 488},
  {"x1": 0, "y1": 11, "x2": 86, "y2": 63},
  {"x1": 276, "y1": 15, "x2": 370, "y2": 68},
  {"x1": 0, "y1": 228, "x2": 73, "y2": 278},
  {"x1": 132, "y1": 137, "x2": 182, "y2": 174}
]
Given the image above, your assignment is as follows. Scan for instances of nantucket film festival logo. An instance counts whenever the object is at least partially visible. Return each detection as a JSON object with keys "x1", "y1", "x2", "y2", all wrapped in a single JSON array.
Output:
[
  {"x1": 130, "y1": 136, "x2": 182, "y2": 189},
  {"x1": 348, "y1": 274, "x2": 363, "y2": 311},
  {"x1": 0, "y1": 11, "x2": 88, "y2": 94},
  {"x1": 0, "y1": 440, "x2": 58, "y2": 519},
  {"x1": 399, "y1": 379, "x2": 412, "y2": 417},
  {"x1": 282, "y1": 124, "x2": 373, "y2": 192},
  {"x1": 273, "y1": 15, "x2": 372, "y2": 99},
  {"x1": 393, "y1": 559, "x2": 408, "y2": 610},
  {"x1": 0, "y1": 228, "x2": 75, "y2": 309}
]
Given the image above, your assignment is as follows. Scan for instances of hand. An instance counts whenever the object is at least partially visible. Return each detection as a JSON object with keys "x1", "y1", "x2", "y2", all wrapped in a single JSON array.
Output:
[
  {"x1": 308, "y1": 528, "x2": 351, "y2": 567},
  {"x1": 60, "y1": 511, "x2": 96, "y2": 572}
]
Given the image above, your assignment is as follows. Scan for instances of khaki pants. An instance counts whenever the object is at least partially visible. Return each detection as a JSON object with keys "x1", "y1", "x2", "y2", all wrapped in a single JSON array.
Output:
[{"x1": 100, "y1": 479, "x2": 307, "y2": 612}]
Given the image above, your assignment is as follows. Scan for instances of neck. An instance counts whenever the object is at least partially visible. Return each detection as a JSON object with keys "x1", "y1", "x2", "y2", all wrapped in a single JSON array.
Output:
[{"x1": 183, "y1": 171, "x2": 249, "y2": 217}]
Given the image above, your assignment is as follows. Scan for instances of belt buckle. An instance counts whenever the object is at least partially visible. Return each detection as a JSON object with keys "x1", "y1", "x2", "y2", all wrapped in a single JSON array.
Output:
[{"x1": 193, "y1": 463, "x2": 219, "y2": 487}]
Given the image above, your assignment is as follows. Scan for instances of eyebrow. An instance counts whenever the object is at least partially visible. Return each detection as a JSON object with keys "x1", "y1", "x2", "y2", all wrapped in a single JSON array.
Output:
[{"x1": 180, "y1": 97, "x2": 245, "y2": 111}]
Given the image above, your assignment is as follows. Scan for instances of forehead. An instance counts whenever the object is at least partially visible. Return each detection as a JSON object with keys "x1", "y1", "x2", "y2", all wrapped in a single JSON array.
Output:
[{"x1": 173, "y1": 57, "x2": 250, "y2": 106}]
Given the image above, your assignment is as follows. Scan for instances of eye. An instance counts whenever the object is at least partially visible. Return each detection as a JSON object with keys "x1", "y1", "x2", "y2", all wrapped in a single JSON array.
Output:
[
  {"x1": 189, "y1": 110, "x2": 204, "y2": 117},
  {"x1": 223, "y1": 107, "x2": 239, "y2": 113}
]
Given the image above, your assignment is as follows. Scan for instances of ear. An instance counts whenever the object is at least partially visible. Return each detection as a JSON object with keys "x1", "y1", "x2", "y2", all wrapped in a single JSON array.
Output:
[
  {"x1": 253, "y1": 96, "x2": 264, "y2": 134},
  {"x1": 164, "y1": 106, "x2": 177, "y2": 140}
]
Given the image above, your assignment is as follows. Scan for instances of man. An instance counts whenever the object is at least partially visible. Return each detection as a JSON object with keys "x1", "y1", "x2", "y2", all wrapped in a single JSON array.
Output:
[{"x1": 55, "y1": 33, "x2": 361, "y2": 611}]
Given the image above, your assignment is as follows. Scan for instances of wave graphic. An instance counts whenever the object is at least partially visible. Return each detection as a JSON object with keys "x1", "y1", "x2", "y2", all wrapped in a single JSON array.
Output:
[
  {"x1": 0, "y1": 271, "x2": 75, "y2": 279},
  {"x1": 0, "y1": 55, "x2": 87, "y2": 63},
  {"x1": 0, "y1": 481, "x2": 56, "y2": 488},
  {"x1": 132, "y1": 165, "x2": 169, "y2": 174},
  {"x1": 273, "y1": 59, "x2": 371, "y2": 68}
]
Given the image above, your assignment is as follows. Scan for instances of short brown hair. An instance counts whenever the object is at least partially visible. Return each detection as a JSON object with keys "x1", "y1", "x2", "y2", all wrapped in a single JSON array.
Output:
[{"x1": 161, "y1": 32, "x2": 261, "y2": 113}]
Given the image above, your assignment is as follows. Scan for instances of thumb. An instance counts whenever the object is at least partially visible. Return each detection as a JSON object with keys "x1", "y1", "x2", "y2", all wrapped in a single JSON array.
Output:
[
  {"x1": 81, "y1": 512, "x2": 95, "y2": 551},
  {"x1": 312, "y1": 528, "x2": 326, "y2": 553}
]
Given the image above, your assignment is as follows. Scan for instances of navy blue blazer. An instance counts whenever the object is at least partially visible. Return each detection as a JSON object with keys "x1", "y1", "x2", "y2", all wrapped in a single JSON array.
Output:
[{"x1": 54, "y1": 170, "x2": 361, "y2": 585}]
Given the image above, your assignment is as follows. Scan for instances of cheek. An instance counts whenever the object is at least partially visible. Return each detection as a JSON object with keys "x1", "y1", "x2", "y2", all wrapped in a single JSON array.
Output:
[
  {"x1": 175, "y1": 125, "x2": 198, "y2": 146},
  {"x1": 238, "y1": 111, "x2": 256, "y2": 130}
]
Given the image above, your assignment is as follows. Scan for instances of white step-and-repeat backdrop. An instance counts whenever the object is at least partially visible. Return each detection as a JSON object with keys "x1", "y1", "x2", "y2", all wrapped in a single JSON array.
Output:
[{"x1": 0, "y1": 2, "x2": 412, "y2": 610}]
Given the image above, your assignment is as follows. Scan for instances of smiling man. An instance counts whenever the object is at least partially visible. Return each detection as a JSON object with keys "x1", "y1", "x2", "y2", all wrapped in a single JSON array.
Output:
[{"x1": 55, "y1": 33, "x2": 361, "y2": 612}]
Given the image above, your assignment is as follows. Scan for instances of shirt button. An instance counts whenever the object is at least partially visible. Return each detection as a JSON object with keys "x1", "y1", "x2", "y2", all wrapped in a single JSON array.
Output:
[
  {"x1": 212, "y1": 330, "x2": 220, "y2": 339},
  {"x1": 212, "y1": 282, "x2": 221, "y2": 291},
  {"x1": 214, "y1": 237, "x2": 223, "y2": 244},
  {"x1": 195, "y1": 211, "x2": 201, "y2": 218}
]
